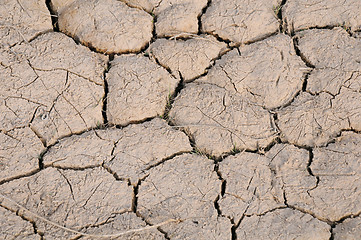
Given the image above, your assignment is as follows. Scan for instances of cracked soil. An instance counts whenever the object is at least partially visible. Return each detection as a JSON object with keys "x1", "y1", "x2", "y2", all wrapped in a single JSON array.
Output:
[{"x1": 1, "y1": 0, "x2": 361, "y2": 239}]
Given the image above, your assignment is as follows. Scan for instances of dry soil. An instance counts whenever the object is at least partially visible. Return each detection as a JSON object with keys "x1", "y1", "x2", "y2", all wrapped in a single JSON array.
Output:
[{"x1": 1, "y1": 0, "x2": 361, "y2": 239}]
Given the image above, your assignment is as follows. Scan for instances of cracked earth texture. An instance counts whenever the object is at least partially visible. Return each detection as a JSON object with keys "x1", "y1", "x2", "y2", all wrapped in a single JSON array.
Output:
[{"x1": 0, "y1": 0, "x2": 360, "y2": 239}]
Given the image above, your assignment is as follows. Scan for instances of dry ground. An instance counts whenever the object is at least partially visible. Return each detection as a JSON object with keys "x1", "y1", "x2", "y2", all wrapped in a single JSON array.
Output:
[{"x1": 1, "y1": 0, "x2": 361, "y2": 239}]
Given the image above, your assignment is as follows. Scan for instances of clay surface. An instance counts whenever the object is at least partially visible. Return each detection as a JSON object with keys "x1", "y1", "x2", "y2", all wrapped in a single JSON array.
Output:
[
  {"x1": 0, "y1": 32, "x2": 106, "y2": 146},
  {"x1": 155, "y1": 0, "x2": 208, "y2": 37},
  {"x1": 297, "y1": 28, "x2": 361, "y2": 95},
  {"x1": 0, "y1": 167, "x2": 134, "y2": 239},
  {"x1": 334, "y1": 217, "x2": 361, "y2": 240},
  {"x1": 276, "y1": 92, "x2": 344, "y2": 147},
  {"x1": 0, "y1": 206, "x2": 41, "y2": 239},
  {"x1": 148, "y1": 35, "x2": 227, "y2": 81},
  {"x1": 201, "y1": 0, "x2": 281, "y2": 44},
  {"x1": 237, "y1": 208, "x2": 331, "y2": 239},
  {"x1": 43, "y1": 119, "x2": 191, "y2": 184},
  {"x1": 106, "y1": 55, "x2": 179, "y2": 125},
  {"x1": 169, "y1": 83, "x2": 278, "y2": 156},
  {"x1": 198, "y1": 34, "x2": 309, "y2": 109},
  {"x1": 219, "y1": 151, "x2": 284, "y2": 222},
  {"x1": 2, "y1": 1, "x2": 361, "y2": 239},
  {"x1": 58, "y1": 0, "x2": 153, "y2": 54},
  {"x1": 137, "y1": 153, "x2": 231, "y2": 239},
  {"x1": 0, "y1": 0, "x2": 52, "y2": 47},
  {"x1": 0, "y1": 128, "x2": 43, "y2": 183},
  {"x1": 287, "y1": 132, "x2": 361, "y2": 222},
  {"x1": 283, "y1": 0, "x2": 361, "y2": 32},
  {"x1": 277, "y1": 88, "x2": 361, "y2": 147}
]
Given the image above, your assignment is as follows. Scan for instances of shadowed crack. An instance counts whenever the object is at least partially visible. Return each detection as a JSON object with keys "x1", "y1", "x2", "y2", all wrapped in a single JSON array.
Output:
[
  {"x1": 132, "y1": 180, "x2": 140, "y2": 213},
  {"x1": 143, "y1": 151, "x2": 192, "y2": 172},
  {"x1": 302, "y1": 71, "x2": 312, "y2": 91},
  {"x1": 101, "y1": 55, "x2": 113, "y2": 126},
  {"x1": 0, "y1": 169, "x2": 41, "y2": 186},
  {"x1": 230, "y1": 219, "x2": 238, "y2": 240},
  {"x1": 161, "y1": 73, "x2": 184, "y2": 121},
  {"x1": 292, "y1": 25, "x2": 357, "y2": 37},
  {"x1": 0, "y1": 204, "x2": 43, "y2": 238},
  {"x1": 133, "y1": 177, "x2": 171, "y2": 239},
  {"x1": 212, "y1": 160, "x2": 241, "y2": 239},
  {"x1": 306, "y1": 149, "x2": 316, "y2": 176},
  {"x1": 213, "y1": 161, "x2": 226, "y2": 216},
  {"x1": 151, "y1": 13, "x2": 158, "y2": 42},
  {"x1": 45, "y1": 0, "x2": 59, "y2": 32},
  {"x1": 304, "y1": 149, "x2": 320, "y2": 198},
  {"x1": 147, "y1": 51, "x2": 176, "y2": 77},
  {"x1": 198, "y1": 0, "x2": 212, "y2": 34},
  {"x1": 229, "y1": 205, "x2": 251, "y2": 240},
  {"x1": 274, "y1": 0, "x2": 287, "y2": 33},
  {"x1": 284, "y1": 197, "x2": 333, "y2": 225},
  {"x1": 184, "y1": 46, "x2": 232, "y2": 83},
  {"x1": 329, "y1": 225, "x2": 335, "y2": 240},
  {"x1": 293, "y1": 37, "x2": 315, "y2": 68},
  {"x1": 102, "y1": 160, "x2": 129, "y2": 182}
]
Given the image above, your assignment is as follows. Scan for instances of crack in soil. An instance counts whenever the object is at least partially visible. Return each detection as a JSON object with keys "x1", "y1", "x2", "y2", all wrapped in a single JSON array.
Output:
[
  {"x1": 0, "y1": 202, "x2": 43, "y2": 238},
  {"x1": 160, "y1": 72, "x2": 184, "y2": 121},
  {"x1": 45, "y1": 0, "x2": 59, "y2": 32},
  {"x1": 133, "y1": 177, "x2": 172, "y2": 239},
  {"x1": 2, "y1": 1, "x2": 361, "y2": 238},
  {"x1": 198, "y1": 0, "x2": 212, "y2": 35},
  {"x1": 101, "y1": 55, "x2": 112, "y2": 126},
  {"x1": 275, "y1": 0, "x2": 287, "y2": 33}
]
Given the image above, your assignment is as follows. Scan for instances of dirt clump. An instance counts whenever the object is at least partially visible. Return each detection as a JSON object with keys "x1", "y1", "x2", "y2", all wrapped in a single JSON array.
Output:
[
  {"x1": 58, "y1": 0, "x2": 153, "y2": 54},
  {"x1": 148, "y1": 35, "x2": 228, "y2": 82},
  {"x1": 106, "y1": 55, "x2": 179, "y2": 125},
  {"x1": 201, "y1": 0, "x2": 281, "y2": 45},
  {"x1": 283, "y1": 0, "x2": 361, "y2": 33},
  {"x1": 169, "y1": 83, "x2": 278, "y2": 156}
]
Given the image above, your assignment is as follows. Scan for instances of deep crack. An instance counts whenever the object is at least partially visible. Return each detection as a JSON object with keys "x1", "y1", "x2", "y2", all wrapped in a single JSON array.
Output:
[
  {"x1": 132, "y1": 180, "x2": 140, "y2": 213},
  {"x1": 213, "y1": 162, "x2": 226, "y2": 217},
  {"x1": 45, "y1": 0, "x2": 59, "y2": 32},
  {"x1": 292, "y1": 37, "x2": 316, "y2": 68},
  {"x1": 101, "y1": 55, "x2": 112, "y2": 126},
  {"x1": 198, "y1": 0, "x2": 212, "y2": 34},
  {"x1": 161, "y1": 73, "x2": 184, "y2": 121},
  {"x1": 329, "y1": 225, "x2": 335, "y2": 240},
  {"x1": 274, "y1": 0, "x2": 287, "y2": 33}
]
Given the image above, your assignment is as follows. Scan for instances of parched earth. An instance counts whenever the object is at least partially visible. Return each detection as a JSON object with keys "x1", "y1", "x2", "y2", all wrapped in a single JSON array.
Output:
[{"x1": 1, "y1": 0, "x2": 361, "y2": 239}]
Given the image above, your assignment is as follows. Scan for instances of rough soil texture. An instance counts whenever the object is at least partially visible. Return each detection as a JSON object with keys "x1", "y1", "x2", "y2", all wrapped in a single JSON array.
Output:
[
  {"x1": 1, "y1": 32, "x2": 107, "y2": 146},
  {"x1": 283, "y1": 0, "x2": 361, "y2": 33},
  {"x1": 137, "y1": 154, "x2": 231, "y2": 239},
  {"x1": 43, "y1": 119, "x2": 192, "y2": 184},
  {"x1": 58, "y1": 0, "x2": 153, "y2": 54},
  {"x1": 288, "y1": 132, "x2": 361, "y2": 222},
  {"x1": 198, "y1": 34, "x2": 310, "y2": 109},
  {"x1": 201, "y1": 0, "x2": 281, "y2": 45},
  {"x1": 1, "y1": 0, "x2": 361, "y2": 239},
  {"x1": 0, "y1": 0, "x2": 52, "y2": 48},
  {"x1": 334, "y1": 217, "x2": 361, "y2": 240},
  {"x1": 237, "y1": 208, "x2": 331, "y2": 239},
  {"x1": 169, "y1": 83, "x2": 278, "y2": 156},
  {"x1": 106, "y1": 55, "x2": 179, "y2": 125},
  {"x1": 148, "y1": 35, "x2": 228, "y2": 81},
  {"x1": 0, "y1": 206, "x2": 41, "y2": 240},
  {"x1": 297, "y1": 28, "x2": 361, "y2": 95}
]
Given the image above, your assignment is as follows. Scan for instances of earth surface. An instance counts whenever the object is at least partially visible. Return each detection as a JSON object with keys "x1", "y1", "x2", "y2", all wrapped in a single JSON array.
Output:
[{"x1": 1, "y1": 0, "x2": 361, "y2": 239}]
